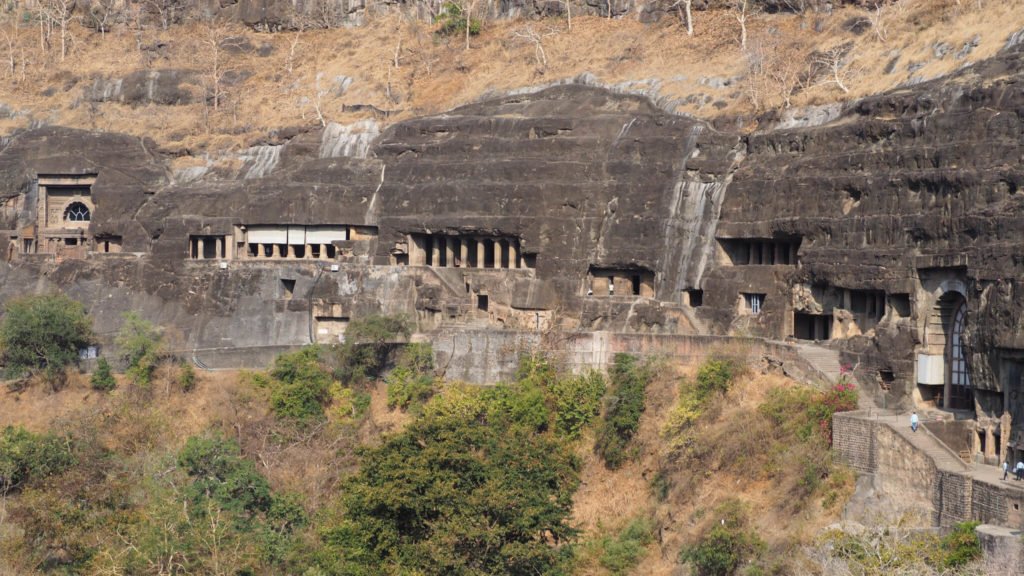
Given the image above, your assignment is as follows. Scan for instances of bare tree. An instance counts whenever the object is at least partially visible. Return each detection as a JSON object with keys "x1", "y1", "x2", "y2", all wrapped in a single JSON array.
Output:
[
  {"x1": 0, "y1": 19, "x2": 21, "y2": 80},
  {"x1": 512, "y1": 25, "x2": 559, "y2": 72},
  {"x1": 812, "y1": 44, "x2": 853, "y2": 94},
  {"x1": 671, "y1": 0, "x2": 693, "y2": 36},
  {"x1": 734, "y1": 0, "x2": 748, "y2": 49},
  {"x1": 867, "y1": 1, "x2": 887, "y2": 43},
  {"x1": 37, "y1": 0, "x2": 76, "y2": 61},
  {"x1": 85, "y1": 0, "x2": 123, "y2": 37},
  {"x1": 146, "y1": 0, "x2": 192, "y2": 30}
]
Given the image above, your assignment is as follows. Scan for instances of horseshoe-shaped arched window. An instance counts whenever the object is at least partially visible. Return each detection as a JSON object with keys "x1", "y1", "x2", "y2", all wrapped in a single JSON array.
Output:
[{"x1": 64, "y1": 202, "x2": 91, "y2": 222}]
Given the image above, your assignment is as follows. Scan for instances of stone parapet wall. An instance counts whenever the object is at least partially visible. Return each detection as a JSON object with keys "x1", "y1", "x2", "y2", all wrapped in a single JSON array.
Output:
[
  {"x1": 836, "y1": 412, "x2": 1024, "y2": 530},
  {"x1": 834, "y1": 412, "x2": 876, "y2": 474}
]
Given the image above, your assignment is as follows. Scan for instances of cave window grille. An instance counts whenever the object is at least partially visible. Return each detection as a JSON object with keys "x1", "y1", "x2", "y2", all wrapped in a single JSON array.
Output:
[
  {"x1": 64, "y1": 202, "x2": 90, "y2": 222},
  {"x1": 744, "y1": 293, "x2": 765, "y2": 315}
]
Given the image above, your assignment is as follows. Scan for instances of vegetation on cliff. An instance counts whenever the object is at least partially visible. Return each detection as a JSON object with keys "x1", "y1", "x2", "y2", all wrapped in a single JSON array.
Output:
[{"x1": 0, "y1": 311, "x2": 990, "y2": 575}]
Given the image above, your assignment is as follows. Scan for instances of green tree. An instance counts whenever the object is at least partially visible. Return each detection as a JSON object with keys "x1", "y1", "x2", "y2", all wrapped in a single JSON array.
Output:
[
  {"x1": 115, "y1": 312, "x2": 163, "y2": 386},
  {"x1": 595, "y1": 354, "x2": 651, "y2": 469},
  {"x1": 269, "y1": 345, "x2": 333, "y2": 424},
  {"x1": 322, "y1": 384, "x2": 580, "y2": 575},
  {"x1": 0, "y1": 426, "x2": 75, "y2": 491},
  {"x1": 0, "y1": 293, "x2": 93, "y2": 386},
  {"x1": 334, "y1": 314, "x2": 411, "y2": 385},
  {"x1": 90, "y1": 357, "x2": 116, "y2": 391},
  {"x1": 385, "y1": 342, "x2": 435, "y2": 412}
]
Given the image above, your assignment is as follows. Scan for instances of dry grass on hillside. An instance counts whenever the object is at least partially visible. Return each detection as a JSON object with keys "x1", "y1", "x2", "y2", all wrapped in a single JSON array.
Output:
[
  {"x1": 569, "y1": 355, "x2": 855, "y2": 574},
  {"x1": 1, "y1": 0, "x2": 1022, "y2": 155},
  {"x1": 0, "y1": 369, "x2": 407, "y2": 507}
]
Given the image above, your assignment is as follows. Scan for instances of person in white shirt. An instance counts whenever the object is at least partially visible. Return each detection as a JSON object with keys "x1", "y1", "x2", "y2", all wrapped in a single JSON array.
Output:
[{"x1": 910, "y1": 411, "x2": 919, "y2": 432}]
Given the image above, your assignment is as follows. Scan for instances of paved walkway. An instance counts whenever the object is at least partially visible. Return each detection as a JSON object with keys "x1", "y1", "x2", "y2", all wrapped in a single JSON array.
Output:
[{"x1": 876, "y1": 412, "x2": 1024, "y2": 494}]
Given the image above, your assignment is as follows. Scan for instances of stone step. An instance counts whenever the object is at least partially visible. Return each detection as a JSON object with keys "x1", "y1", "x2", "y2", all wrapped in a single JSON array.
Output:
[{"x1": 882, "y1": 415, "x2": 971, "y2": 472}]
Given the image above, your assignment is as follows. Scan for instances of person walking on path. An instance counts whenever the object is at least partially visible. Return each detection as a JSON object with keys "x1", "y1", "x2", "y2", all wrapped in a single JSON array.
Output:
[
  {"x1": 1004, "y1": 460, "x2": 1010, "y2": 481},
  {"x1": 1015, "y1": 461, "x2": 1024, "y2": 481},
  {"x1": 910, "y1": 411, "x2": 919, "y2": 432}
]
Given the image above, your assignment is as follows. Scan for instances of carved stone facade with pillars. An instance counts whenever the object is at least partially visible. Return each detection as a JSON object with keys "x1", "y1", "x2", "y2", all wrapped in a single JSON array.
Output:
[{"x1": 26, "y1": 174, "x2": 97, "y2": 259}]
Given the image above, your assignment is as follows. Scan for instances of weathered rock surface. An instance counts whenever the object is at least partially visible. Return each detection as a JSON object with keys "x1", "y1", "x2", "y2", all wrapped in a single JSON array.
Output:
[{"x1": 2, "y1": 42, "x2": 1024, "y2": 459}]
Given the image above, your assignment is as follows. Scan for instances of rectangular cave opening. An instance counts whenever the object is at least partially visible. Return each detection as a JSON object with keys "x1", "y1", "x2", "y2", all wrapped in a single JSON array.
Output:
[
  {"x1": 325, "y1": 244, "x2": 337, "y2": 259},
  {"x1": 64, "y1": 238, "x2": 78, "y2": 246},
  {"x1": 483, "y1": 240, "x2": 496, "y2": 268},
  {"x1": 293, "y1": 244, "x2": 306, "y2": 259},
  {"x1": 97, "y1": 235, "x2": 122, "y2": 253},
  {"x1": 281, "y1": 278, "x2": 296, "y2": 299},
  {"x1": 477, "y1": 294, "x2": 489, "y2": 311},
  {"x1": 718, "y1": 237, "x2": 801, "y2": 266},
  {"x1": 794, "y1": 312, "x2": 833, "y2": 341},
  {"x1": 850, "y1": 289, "x2": 885, "y2": 322},
  {"x1": 685, "y1": 289, "x2": 704, "y2": 307},
  {"x1": 878, "y1": 369, "x2": 895, "y2": 391},
  {"x1": 522, "y1": 253, "x2": 536, "y2": 268},
  {"x1": 314, "y1": 316, "x2": 349, "y2": 344},
  {"x1": 889, "y1": 293, "x2": 912, "y2": 318}
]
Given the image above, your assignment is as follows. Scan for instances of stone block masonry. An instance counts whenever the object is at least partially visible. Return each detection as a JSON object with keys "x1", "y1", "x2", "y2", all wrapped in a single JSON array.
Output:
[{"x1": 835, "y1": 411, "x2": 1024, "y2": 530}]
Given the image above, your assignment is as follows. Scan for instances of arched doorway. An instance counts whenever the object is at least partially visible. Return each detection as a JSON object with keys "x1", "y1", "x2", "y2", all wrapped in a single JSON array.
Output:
[{"x1": 946, "y1": 297, "x2": 972, "y2": 410}]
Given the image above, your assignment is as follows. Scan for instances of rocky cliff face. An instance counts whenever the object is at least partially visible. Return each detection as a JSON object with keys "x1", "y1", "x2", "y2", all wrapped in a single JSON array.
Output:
[{"x1": 2, "y1": 40, "x2": 1024, "y2": 459}]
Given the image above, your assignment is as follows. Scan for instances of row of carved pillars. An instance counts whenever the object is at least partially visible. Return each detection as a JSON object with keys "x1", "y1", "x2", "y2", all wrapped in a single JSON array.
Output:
[
  {"x1": 411, "y1": 235, "x2": 520, "y2": 269},
  {"x1": 245, "y1": 243, "x2": 336, "y2": 260}
]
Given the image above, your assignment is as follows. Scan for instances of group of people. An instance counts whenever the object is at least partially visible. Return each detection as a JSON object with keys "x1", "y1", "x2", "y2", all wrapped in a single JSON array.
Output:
[{"x1": 1002, "y1": 460, "x2": 1024, "y2": 481}]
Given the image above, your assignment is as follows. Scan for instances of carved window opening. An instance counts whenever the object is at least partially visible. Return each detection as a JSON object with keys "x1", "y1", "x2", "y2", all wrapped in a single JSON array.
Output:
[
  {"x1": 281, "y1": 278, "x2": 296, "y2": 299},
  {"x1": 743, "y1": 293, "x2": 765, "y2": 315},
  {"x1": 588, "y1": 267, "x2": 655, "y2": 298},
  {"x1": 477, "y1": 294, "x2": 489, "y2": 311},
  {"x1": 64, "y1": 202, "x2": 91, "y2": 222}
]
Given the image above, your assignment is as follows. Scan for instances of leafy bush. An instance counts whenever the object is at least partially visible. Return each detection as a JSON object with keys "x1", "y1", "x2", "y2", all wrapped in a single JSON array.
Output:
[
  {"x1": 938, "y1": 521, "x2": 981, "y2": 568},
  {"x1": 0, "y1": 293, "x2": 93, "y2": 386},
  {"x1": 90, "y1": 357, "x2": 116, "y2": 391},
  {"x1": 551, "y1": 370, "x2": 606, "y2": 439},
  {"x1": 435, "y1": 0, "x2": 481, "y2": 36},
  {"x1": 385, "y1": 343, "x2": 435, "y2": 412},
  {"x1": 695, "y1": 358, "x2": 739, "y2": 398},
  {"x1": 662, "y1": 358, "x2": 740, "y2": 450},
  {"x1": 598, "y1": 516, "x2": 655, "y2": 574},
  {"x1": 269, "y1": 346, "x2": 333, "y2": 424},
  {"x1": 681, "y1": 500, "x2": 764, "y2": 576},
  {"x1": 115, "y1": 312, "x2": 163, "y2": 386},
  {"x1": 760, "y1": 379, "x2": 857, "y2": 446},
  {"x1": 333, "y1": 314, "x2": 411, "y2": 385},
  {"x1": 178, "y1": 434, "x2": 273, "y2": 518},
  {"x1": 595, "y1": 354, "x2": 651, "y2": 469},
  {"x1": 0, "y1": 426, "x2": 74, "y2": 490},
  {"x1": 178, "y1": 361, "x2": 197, "y2": 392}
]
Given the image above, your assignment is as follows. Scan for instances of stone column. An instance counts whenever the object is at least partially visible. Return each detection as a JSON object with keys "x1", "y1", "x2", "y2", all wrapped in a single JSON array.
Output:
[
  {"x1": 215, "y1": 237, "x2": 224, "y2": 259},
  {"x1": 774, "y1": 242, "x2": 783, "y2": 265},
  {"x1": 510, "y1": 241, "x2": 520, "y2": 269},
  {"x1": 445, "y1": 237, "x2": 456, "y2": 268},
  {"x1": 790, "y1": 243, "x2": 798, "y2": 265},
  {"x1": 196, "y1": 237, "x2": 205, "y2": 259},
  {"x1": 460, "y1": 238, "x2": 469, "y2": 268},
  {"x1": 477, "y1": 238, "x2": 486, "y2": 269},
  {"x1": 273, "y1": 244, "x2": 281, "y2": 258},
  {"x1": 493, "y1": 240, "x2": 502, "y2": 269},
  {"x1": 430, "y1": 236, "x2": 440, "y2": 267},
  {"x1": 748, "y1": 243, "x2": 756, "y2": 265}
]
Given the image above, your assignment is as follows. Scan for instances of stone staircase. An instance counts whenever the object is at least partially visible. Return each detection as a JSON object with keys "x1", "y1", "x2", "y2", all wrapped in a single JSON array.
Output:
[
  {"x1": 792, "y1": 343, "x2": 843, "y2": 384},
  {"x1": 879, "y1": 413, "x2": 972, "y2": 472}
]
